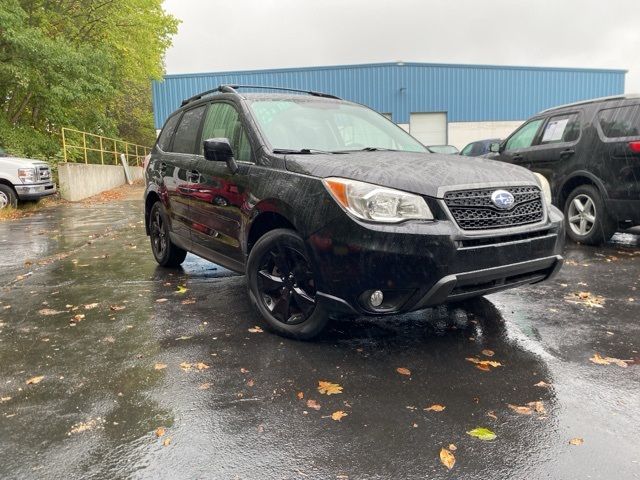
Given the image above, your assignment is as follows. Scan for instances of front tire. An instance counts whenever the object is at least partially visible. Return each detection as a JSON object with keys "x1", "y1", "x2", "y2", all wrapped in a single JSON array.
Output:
[
  {"x1": 246, "y1": 229, "x2": 329, "y2": 339},
  {"x1": 149, "y1": 201, "x2": 187, "y2": 267},
  {"x1": 564, "y1": 185, "x2": 616, "y2": 246},
  {"x1": 0, "y1": 185, "x2": 18, "y2": 210}
]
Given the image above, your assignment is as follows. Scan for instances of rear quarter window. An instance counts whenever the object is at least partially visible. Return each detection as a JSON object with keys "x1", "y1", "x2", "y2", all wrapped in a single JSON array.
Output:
[
  {"x1": 157, "y1": 114, "x2": 181, "y2": 151},
  {"x1": 598, "y1": 105, "x2": 640, "y2": 139}
]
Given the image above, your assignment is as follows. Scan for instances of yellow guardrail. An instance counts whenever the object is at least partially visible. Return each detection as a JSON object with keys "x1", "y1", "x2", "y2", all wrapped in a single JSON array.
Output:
[{"x1": 61, "y1": 128, "x2": 150, "y2": 167}]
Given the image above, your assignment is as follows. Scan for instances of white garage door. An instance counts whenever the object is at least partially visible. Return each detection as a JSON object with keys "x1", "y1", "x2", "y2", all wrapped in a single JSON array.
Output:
[{"x1": 409, "y1": 112, "x2": 447, "y2": 146}]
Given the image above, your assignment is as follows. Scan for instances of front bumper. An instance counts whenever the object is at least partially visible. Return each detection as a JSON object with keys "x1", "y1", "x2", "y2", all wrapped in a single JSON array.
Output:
[
  {"x1": 15, "y1": 183, "x2": 57, "y2": 201},
  {"x1": 307, "y1": 206, "x2": 565, "y2": 316}
]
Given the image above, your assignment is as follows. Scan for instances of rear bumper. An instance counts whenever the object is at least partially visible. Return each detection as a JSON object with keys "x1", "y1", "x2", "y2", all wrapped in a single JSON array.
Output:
[
  {"x1": 15, "y1": 183, "x2": 56, "y2": 201},
  {"x1": 308, "y1": 206, "x2": 565, "y2": 316}
]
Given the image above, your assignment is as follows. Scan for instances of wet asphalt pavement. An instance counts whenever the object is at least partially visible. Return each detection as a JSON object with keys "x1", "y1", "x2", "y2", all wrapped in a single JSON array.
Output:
[{"x1": 0, "y1": 191, "x2": 638, "y2": 480}]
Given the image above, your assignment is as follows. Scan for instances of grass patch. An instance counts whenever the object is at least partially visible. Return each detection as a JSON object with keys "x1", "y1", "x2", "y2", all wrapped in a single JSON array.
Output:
[{"x1": 0, "y1": 195, "x2": 62, "y2": 222}]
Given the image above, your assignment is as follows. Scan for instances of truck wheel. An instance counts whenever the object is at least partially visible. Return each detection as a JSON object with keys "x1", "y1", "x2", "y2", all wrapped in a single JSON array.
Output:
[
  {"x1": 0, "y1": 185, "x2": 17, "y2": 209},
  {"x1": 564, "y1": 185, "x2": 616, "y2": 246},
  {"x1": 246, "y1": 229, "x2": 329, "y2": 340},
  {"x1": 149, "y1": 201, "x2": 187, "y2": 267}
]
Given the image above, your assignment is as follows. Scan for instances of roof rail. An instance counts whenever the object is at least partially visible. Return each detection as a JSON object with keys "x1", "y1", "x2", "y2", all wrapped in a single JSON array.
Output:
[
  {"x1": 180, "y1": 84, "x2": 341, "y2": 106},
  {"x1": 539, "y1": 94, "x2": 639, "y2": 113}
]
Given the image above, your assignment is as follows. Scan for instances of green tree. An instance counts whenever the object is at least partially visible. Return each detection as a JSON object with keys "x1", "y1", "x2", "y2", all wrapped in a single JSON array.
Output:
[{"x1": 0, "y1": 0, "x2": 178, "y2": 159}]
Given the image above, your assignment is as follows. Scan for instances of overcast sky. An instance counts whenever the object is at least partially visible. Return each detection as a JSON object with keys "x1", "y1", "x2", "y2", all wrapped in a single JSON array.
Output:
[{"x1": 163, "y1": 0, "x2": 640, "y2": 92}]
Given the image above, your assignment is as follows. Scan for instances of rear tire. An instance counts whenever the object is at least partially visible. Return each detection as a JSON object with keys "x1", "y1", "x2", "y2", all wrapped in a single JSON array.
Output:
[
  {"x1": 0, "y1": 184, "x2": 18, "y2": 210},
  {"x1": 564, "y1": 185, "x2": 616, "y2": 246},
  {"x1": 149, "y1": 201, "x2": 187, "y2": 267},
  {"x1": 246, "y1": 228, "x2": 329, "y2": 340}
]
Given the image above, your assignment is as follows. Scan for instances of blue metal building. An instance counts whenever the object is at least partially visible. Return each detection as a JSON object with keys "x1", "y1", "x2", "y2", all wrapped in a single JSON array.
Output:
[{"x1": 151, "y1": 62, "x2": 626, "y2": 148}]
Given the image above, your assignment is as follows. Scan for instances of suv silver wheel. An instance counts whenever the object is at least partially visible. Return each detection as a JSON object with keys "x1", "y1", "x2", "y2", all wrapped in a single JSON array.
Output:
[
  {"x1": 567, "y1": 193, "x2": 596, "y2": 236},
  {"x1": 0, "y1": 191, "x2": 9, "y2": 209}
]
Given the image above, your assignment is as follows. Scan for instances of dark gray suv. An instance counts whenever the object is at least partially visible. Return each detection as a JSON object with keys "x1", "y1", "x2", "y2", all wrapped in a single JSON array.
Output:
[{"x1": 489, "y1": 95, "x2": 640, "y2": 245}]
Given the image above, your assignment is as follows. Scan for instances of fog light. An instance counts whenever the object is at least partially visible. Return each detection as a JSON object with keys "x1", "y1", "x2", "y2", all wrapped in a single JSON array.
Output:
[{"x1": 370, "y1": 290, "x2": 384, "y2": 307}]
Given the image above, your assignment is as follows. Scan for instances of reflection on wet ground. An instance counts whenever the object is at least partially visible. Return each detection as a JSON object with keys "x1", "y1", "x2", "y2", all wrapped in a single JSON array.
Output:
[{"x1": 0, "y1": 198, "x2": 638, "y2": 479}]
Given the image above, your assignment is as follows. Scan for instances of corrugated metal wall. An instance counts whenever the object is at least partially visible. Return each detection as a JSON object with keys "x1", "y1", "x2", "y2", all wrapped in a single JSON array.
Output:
[{"x1": 152, "y1": 62, "x2": 626, "y2": 129}]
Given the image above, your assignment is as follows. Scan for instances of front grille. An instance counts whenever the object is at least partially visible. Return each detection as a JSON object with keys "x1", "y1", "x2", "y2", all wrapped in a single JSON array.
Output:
[
  {"x1": 36, "y1": 165, "x2": 51, "y2": 181},
  {"x1": 444, "y1": 186, "x2": 544, "y2": 230}
]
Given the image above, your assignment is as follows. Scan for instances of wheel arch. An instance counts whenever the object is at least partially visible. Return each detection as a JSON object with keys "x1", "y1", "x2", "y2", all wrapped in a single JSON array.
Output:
[
  {"x1": 558, "y1": 171, "x2": 608, "y2": 209},
  {"x1": 246, "y1": 208, "x2": 297, "y2": 255},
  {"x1": 144, "y1": 190, "x2": 161, "y2": 235}
]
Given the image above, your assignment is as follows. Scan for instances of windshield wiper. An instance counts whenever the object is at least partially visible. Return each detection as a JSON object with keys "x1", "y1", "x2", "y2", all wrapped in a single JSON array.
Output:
[
  {"x1": 333, "y1": 147, "x2": 401, "y2": 153},
  {"x1": 272, "y1": 148, "x2": 338, "y2": 155}
]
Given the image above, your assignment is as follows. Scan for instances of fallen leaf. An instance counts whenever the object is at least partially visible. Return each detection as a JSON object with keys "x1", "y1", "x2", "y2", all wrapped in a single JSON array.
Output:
[
  {"x1": 467, "y1": 427, "x2": 496, "y2": 441},
  {"x1": 318, "y1": 381, "x2": 343, "y2": 395},
  {"x1": 440, "y1": 447, "x2": 455, "y2": 470},
  {"x1": 306, "y1": 399, "x2": 321, "y2": 410},
  {"x1": 246, "y1": 379, "x2": 255, "y2": 387},
  {"x1": 590, "y1": 353, "x2": 629, "y2": 368},
  {"x1": 109, "y1": 305, "x2": 126, "y2": 311},
  {"x1": 155, "y1": 427, "x2": 165, "y2": 437},
  {"x1": 72, "y1": 314, "x2": 86, "y2": 322},
  {"x1": 163, "y1": 437, "x2": 172, "y2": 447},
  {"x1": 424, "y1": 404, "x2": 446, "y2": 412},
  {"x1": 529, "y1": 400, "x2": 546, "y2": 414},
  {"x1": 240, "y1": 368, "x2": 249, "y2": 374},
  {"x1": 248, "y1": 326, "x2": 264, "y2": 333},
  {"x1": 26, "y1": 375, "x2": 44, "y2": 385},
  {"x1": 566, "y1": 291, "x2": 605, "y2": 308},
  {"x1": 448, "y1": 444, "x2": 457, "y2": 451},
  {"x1": 534, "y1": 381, "x2": 551, "y2": 388},
  {"x1": 0, "y1": 396, "x2": 12, "y2": 403},
  {"x1": 481, "y1": 349, "x2": 495, "y2": 357},
  {"x1": 68, "y1": 418, "x2": 102, "y2": 435},
  {"x1": 466, "y1": 357, "x2": 502, "y2": 368},
  {"x1": 396, "y1": 367, "x2": 411, "y2": 376},
  {"x1": 331, "y1": 410, "x2": 348, "y2": 421},
  {"x1": 156, "y1": 298, "x2": 168, "y2": 303},
  {"x1": 38, "y1": 308, "x2": 65, "y2": 316},
  {"x1": 181, "y1": 298, "x2": 196, "y2": 305},
  {"x1": 569, "y1": 437, "x2": 584, "y2": 446},
  {"x1": 176, "y1": 285, "x2": 188, "y2": 294},
  {"x1": 487, "y1": 411, "x2": 498, "y2": 420},
  {"x1": 179, "y1": 362, "x2": 192, "y2": 371},
  {"x1": 154, "y1": 363, "x2": 167, "y2": 370},
  {"x1": 195, "y1": 362, "x2": 210, "y2": 370},
  {"x1": 508, "y1": 404, "x2": 533, "y2": 415},
  {"x1": 199, "y1": 382, "x2": 212, "y2": 390},
  {"x1": 84, "y1": 303, "x2": 99, "y2": 310},
  {"x1": 476, "y1": 364, "x2": 491, "y2": 372},
  {"x1": 297, "y1": 392, "x2": 304, "y2": 400}
]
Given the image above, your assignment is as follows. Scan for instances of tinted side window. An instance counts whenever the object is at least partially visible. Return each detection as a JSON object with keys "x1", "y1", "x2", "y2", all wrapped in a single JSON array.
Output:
[
  {"x1": 172, "y1": 106, "x2": 206, "y2": 154},
  {"x1": 157, "y1": 114, "x2": 181, "y2": 151},
  {"x1": 540, "y1": 113, "x2": 580, "y2": 144},
  {"x1": 598, "y1": 105, "x2": 640, "y2": 138},
  {"x1": 461, "y1": 143, "x2": 473, "y2": 156},
  {"x1": 200, "y1": 103, "x2": 253, "y2": 162},
  {"x1": 505, "y1": 119, "x2": 544, "y2": 151}
]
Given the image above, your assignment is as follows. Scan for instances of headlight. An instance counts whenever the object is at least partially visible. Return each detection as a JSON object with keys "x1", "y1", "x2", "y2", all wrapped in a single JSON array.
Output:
[
  {"x1": 533, "y1": 173, "x2": 552, "y2": 206},
  {"x1": 18, "y1": 168, "x2": 36, "y2": 183},
  {"x1": 323, "y1": 177, "x2": 434, "y2": 223}
]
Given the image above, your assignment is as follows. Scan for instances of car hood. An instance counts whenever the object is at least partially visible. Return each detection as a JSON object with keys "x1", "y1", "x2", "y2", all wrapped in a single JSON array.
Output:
[
  {"x1": 0, "y1": 157, "x2": 47, "y2": 168},
  {"x1": 284, "y1": 151, "x2": 538, "y2": 198}
]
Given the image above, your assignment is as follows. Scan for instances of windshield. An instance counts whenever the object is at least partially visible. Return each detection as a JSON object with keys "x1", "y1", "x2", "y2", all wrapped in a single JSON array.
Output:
[
  {"x1": 427, "y1": 145, "x2": 459, "y2": 154},
  {"x1": 249, "y1": 99, "x2": 427, "y2": 153}
]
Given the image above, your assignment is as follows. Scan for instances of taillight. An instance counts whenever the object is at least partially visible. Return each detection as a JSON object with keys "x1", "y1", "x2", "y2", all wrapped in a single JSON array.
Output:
[{"x1": 629, "y1": 141, "x2": 640, "y2": 153}]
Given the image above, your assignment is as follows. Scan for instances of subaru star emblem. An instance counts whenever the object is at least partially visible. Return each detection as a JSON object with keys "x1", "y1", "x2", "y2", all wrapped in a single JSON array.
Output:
[{"x1": 491, "y1": 190, "x2": 515, "y2": 209}]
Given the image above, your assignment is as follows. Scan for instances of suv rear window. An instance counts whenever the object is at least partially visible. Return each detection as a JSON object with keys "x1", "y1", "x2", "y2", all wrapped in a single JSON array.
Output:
[
  {"x1": 157, "y1": 114, "x2": 181, "y2": 151},
  {"x1": 171, "y1": 106, "x2": 206, "y2": 154},
  {"x1": 598, "y1": 105, "x2": 640, "y2": 139}
]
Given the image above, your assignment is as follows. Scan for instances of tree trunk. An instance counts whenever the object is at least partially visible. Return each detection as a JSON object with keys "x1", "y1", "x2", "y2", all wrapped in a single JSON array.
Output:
[{"x1": 10, "y1": 91, "x2": 33, "y2": 124}]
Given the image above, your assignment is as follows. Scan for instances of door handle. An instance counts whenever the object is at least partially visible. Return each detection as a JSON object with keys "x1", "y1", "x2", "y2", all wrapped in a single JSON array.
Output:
[
  {"x1": 559, "y1": 149, "x2": 575, "y2": 159},
  {"x1": 512, "y1": 154, "x2": 524, "y2": 161}
]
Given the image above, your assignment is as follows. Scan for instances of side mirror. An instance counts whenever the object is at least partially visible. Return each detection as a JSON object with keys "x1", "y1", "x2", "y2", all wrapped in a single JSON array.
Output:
[
  {"x1": 489, "y1": 142, "x2": 501, "y2": 153},
  {"x1": 203, "y1": 138, "x2": 238, "y2": 174}
]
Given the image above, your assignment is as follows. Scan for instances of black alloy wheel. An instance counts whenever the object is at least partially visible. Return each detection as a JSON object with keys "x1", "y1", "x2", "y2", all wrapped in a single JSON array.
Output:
[
  {"x1": 247, "y1": 229, "x2": 329, "y2": 339},
  {"x1": 149, "y1": 201, "x2": 187, "y2": 267},
  {"x1": 256, "y1": 243, "x2": 316, "y2": 325}
]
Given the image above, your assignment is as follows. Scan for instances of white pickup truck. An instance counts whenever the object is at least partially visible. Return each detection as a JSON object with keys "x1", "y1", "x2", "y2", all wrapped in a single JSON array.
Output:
[{"x1": 0, "y1": 148, "x2": 56, "y2": 209}]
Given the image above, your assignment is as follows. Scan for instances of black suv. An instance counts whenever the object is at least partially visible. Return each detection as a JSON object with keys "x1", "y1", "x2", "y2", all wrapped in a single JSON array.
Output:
[
  {"x1": 488, "y1": 95, "x2": 640, "y2": 245},
  {"x1": 144, "y1": 85, "x2": 564, "y2": 339}
]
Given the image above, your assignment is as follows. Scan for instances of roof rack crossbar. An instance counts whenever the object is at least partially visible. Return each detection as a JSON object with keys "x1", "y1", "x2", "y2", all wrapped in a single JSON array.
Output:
[{"x1": 180, "y1": 84, "x2": 340, "y2": 106}]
